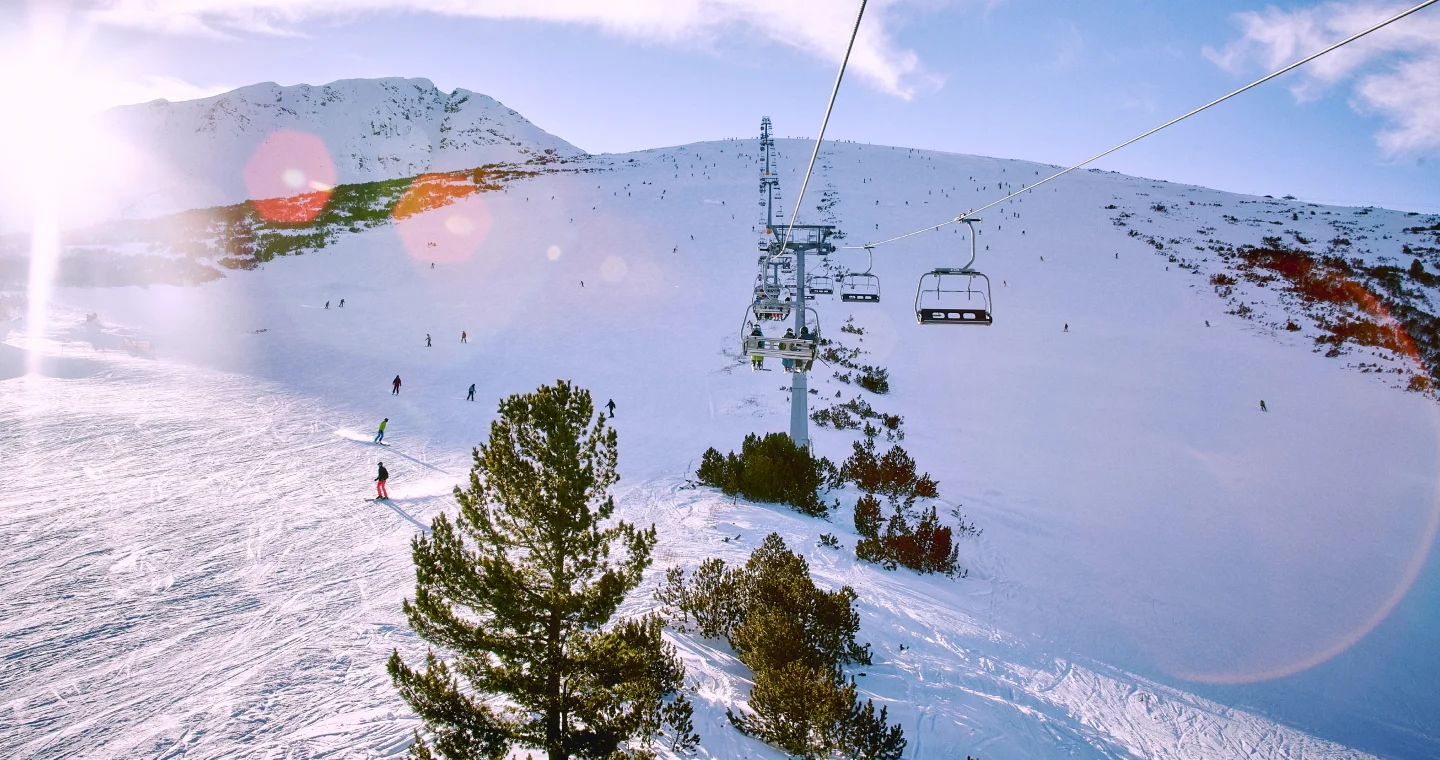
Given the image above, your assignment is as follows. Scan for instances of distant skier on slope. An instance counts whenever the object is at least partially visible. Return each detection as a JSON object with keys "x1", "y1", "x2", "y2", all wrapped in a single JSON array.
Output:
[
  {"x1": 392, "y1": 375, "x2": 402, "y2": 395},
  {"x1": 426, "y1": 334, "x2": 432, "y2": 347},
  {"x1": 375, "y1": 462, "x2": 389, "y2": 500},
  {"x1": 339, "y1": 299, "x2": 345, "y2": 307},
  {"x1": 1260, "y1": 400, "x2": 1268, "y2": 412},
  {"x1": 375, "y1": 417, "x2": 388, "y2": 443},
  {"x1": 467, "y1": 384, "x2": 476, "y2": 402},
  {"x1": 325, "y1": 301, "x2": 330, "y2": 310},
  {"x1": 461, "y1": 331, "x2": 467, "y2": 343},
  {"x1": 605, "y1": 399, "x2": 616, "y2": 418}
]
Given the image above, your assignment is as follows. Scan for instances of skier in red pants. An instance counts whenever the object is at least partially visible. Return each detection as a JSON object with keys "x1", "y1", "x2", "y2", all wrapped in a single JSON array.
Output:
[{"x1": 375, "y1": 462, "x2": 390, "y2": 500}]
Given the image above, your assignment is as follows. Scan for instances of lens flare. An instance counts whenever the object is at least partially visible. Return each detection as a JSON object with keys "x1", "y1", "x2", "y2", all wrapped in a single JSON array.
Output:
[
  {"x1": 243, "y1": 130, "x2": 336, "y2": 223},
  {"x1": 393, "y1": 174, "x2": 492, "y2": 264},
  {"x1": 601, "y1": 256, "x2": 629, "y2": 282},
  {"x1": 1155, "y1": 264, "x2": 1440, "y2": 685}
]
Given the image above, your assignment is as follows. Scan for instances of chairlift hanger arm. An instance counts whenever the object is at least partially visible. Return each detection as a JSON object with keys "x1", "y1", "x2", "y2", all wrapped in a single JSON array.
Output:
[{"x1": 838, "y1": 0, "x2": 1440, "y2": 252}]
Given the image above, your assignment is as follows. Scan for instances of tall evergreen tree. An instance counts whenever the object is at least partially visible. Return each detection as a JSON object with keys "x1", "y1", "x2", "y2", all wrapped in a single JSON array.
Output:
[{"x1": 388, "y1": 381, "x2": 693, "y2": 760}]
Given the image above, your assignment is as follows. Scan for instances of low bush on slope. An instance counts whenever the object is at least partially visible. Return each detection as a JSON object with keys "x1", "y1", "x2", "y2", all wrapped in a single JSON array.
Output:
[
  {"x1": 658, "y1": 534, "x2": 905, "y2": 760},
  {"x1": 696, "y1": 433, "x2": 838, "y2": 517}
]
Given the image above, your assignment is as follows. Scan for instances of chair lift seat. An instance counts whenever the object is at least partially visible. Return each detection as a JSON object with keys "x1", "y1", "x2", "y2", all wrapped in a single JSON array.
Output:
[
  {"x1": 917, "y1": 308, "x2": 992, "y2": 325},
  {"x1": 744, "y1": 335, "x2": 818, "y2": 361}
]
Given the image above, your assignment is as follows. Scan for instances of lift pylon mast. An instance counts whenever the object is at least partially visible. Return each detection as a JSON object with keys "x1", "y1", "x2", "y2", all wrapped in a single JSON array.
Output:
[{"x1": 759, "y1": 117, "x2": 780, "y2": 231}]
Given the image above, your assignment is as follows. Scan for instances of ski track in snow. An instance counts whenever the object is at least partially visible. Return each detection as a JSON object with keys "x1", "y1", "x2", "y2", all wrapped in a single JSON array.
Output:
[
  {"x1": 0, "y1": 354, "x2": 452, "y2": 759},
  {"x1": 5, "y1": 138, "x2": 1436, "y2": 758},
  {"x1": 0, "y1": 349, "x2": 1378, "y2": 759}
]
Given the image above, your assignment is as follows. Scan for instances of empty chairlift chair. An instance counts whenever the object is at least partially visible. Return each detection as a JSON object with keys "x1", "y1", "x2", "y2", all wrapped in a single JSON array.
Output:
[
  {"x1": 840, "y1": 272, "x2": 880, "y2": 302},
  {"x1": 808, "y1": 273, "x2": 834, "y2": 295},
  {"x1": 914, "y1": 217, "x2": 993, "y2": 325},
  {"x1": 914, "y1": 269, "x2": 992, "y2": 324}
]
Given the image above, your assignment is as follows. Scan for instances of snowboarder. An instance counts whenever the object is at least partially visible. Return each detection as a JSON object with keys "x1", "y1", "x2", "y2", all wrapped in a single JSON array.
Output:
[
  {"x1": 392, "y1": 375, "x2": 402, "y2": 395},
  {"x1": 467, "y1": 383, "x2": 476, "y2": 402},
  {"x1": 325, "y1": 301, "x2": 330, "y2": 310},
  {"x1": 339, "y1": 299, "x2": 345, "y2": 307},
  {"x1": 605, "y1": 399, "x2": 616, "y2": 418},
  {"x1": 426, "y1": 334, "x2": 432, "y2": 347},
  {"x1": 375, "y1": 461, "x2": 389, "y2": 500},
  {"x1": 1206, "y1": 320, "x2": 1211, "y2": 327},
  {"x1": 374, "y1": 417, "x2": 388, "y2": 443},
  {"x1": 460, "y1": 331, "x2": 467, "y2": 343},
  {"x1": 1260, "y1": 400, "x2": 1268, "y2": 412}
]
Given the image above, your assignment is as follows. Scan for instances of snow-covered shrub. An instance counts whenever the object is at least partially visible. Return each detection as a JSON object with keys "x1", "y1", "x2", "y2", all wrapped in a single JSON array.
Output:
[
  {"x1": 855, "y1": 365, "x2": 889, "y2": 395},
  {"x1": 695, "y1": 433, "x2": 835, "y2": 516},
  {"x1": 658, "y1": 534, "x2": 904, "y2": 760},
  {"x1": 854, "y1": 500, "x2": 960, "y2": 577},
  {"x1": 841, "y1": 439, "x2": 937, "y2": 508}
]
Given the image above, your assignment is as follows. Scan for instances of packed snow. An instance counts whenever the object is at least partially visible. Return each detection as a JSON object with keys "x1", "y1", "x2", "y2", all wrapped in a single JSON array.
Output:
[{"x1": 3, "y1": 114, "x2": 1439, "y2": 759}]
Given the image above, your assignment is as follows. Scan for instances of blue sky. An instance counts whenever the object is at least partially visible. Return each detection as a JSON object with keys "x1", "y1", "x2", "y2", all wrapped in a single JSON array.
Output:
[{"x1": 8, "y1": 0, "x2": 1440, "y2": 211}]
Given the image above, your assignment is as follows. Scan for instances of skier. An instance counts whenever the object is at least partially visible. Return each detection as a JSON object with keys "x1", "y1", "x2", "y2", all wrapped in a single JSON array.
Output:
[
  {"x1": 374, "y1": 417, "x2": 388, "y2": 443},
  {"x1": 1206, "y1": 320, "x2": 1211, "y2": 327},
  {"x1": 1064, "y1": 323, "x2": 1069, "y2": 332},
  {"x1": 375, "y1": 461, "x2": 389, "y2": 500},
  {"x1": 339, "y1": 298, "x2": 345, "y2": 307},
  {"x1": 461, "y1": 330, "x2": 467, "y2": 343},
  {"x1": 325, "y1": 301, "x2": 330, "y2": 310},
  {"x1": 392, "y1": 375, "x2": 402, "y2": 395},
  {"x1": 1260, "y1": 400, "x2": 1268, "y2": 412},
  {"x1": 605, "y1": 399, "x2": 616, "y2": 418},
  {"x1": 781, "y1": 328, "x2": 796, "y2": 372},
  {"x1": 426, "y1": 334, "x2": 432, "y2": 348},
  {"x1": 467, "y1": 383, "x2": 476, "y2": 402}
]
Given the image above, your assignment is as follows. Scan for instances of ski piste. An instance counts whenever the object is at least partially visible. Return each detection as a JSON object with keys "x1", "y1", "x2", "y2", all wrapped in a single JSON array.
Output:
[{"x1": 6, "y1": 113, "x2": 1439, "y2": 760}]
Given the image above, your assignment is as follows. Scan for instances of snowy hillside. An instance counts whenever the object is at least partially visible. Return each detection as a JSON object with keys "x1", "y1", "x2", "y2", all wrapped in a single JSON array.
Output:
[
  {"x1": 45, "y1": 77, "x2": 582, "y2": 229},
  {"x1": 4, "y1": 127, "x2": 1440, "y2": 760}
]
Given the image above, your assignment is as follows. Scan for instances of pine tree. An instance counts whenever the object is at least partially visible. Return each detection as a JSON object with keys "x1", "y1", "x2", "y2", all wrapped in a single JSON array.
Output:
[{"x1": 388, "y1": 380, "x2": 693, "y2": 760}]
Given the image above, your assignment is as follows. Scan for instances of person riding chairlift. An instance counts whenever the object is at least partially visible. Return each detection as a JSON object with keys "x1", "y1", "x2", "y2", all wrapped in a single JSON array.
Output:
[
  {"x1": 798, "y1": 326, "x2": 814, "y2": 372},
  {"x1": 750, "y1": 324, "x2": 765, "y2": 370},
  {"x1": 781, "y1": 328, "x2": 796, "y2": 372}
]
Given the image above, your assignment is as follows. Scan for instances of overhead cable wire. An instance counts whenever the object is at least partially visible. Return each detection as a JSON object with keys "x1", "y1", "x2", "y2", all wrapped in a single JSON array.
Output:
[
  {"x1": 775, "y1": 0, "x2": 868, "y2": 261},
  {"x1": 840, "y1": 0, "x2": 1440, "y2": 250}
]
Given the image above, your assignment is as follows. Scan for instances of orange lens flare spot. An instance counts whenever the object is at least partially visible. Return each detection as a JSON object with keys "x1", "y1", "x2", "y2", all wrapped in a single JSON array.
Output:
[
  {"x1": 394, "y1": 173, "x2": 491, "y2": 264},
  {"x1": 243, "y1": 130, "x2": 337, "y2": 223}
]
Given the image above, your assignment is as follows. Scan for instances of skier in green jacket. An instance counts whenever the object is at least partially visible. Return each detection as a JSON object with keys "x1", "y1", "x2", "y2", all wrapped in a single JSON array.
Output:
[{"x1": 374, "y1": 417, "x2": 388, "y2": 443}]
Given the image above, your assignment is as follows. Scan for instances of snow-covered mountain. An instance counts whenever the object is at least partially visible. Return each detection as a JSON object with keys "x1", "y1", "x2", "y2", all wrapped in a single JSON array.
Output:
[
  {"x1": 4, "y1": 107, "x2": 1440, "y2": 759},
  {"x1": 85, "y1": 77, "x2": 582, "y2": 224}
]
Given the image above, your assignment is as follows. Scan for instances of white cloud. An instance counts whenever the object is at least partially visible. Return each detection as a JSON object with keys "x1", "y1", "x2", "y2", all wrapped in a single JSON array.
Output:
[
  {"x1": 1203, "y1": 1, "x2": 1440, "y2": 155},
  {"x1": 83, "y1": 0, "x2": 944, "y2": 98}
]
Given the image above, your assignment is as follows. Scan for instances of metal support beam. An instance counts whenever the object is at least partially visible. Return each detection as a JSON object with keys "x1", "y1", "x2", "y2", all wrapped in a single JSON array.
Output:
[{"x1": 790, "y1": 233, "x2": 808, "y2": 448}]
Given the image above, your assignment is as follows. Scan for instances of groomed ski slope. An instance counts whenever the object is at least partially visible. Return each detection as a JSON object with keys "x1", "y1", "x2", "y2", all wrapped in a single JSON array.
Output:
[{"x1": 4, "y1": 139, "x2": 1439, "y2": 759}]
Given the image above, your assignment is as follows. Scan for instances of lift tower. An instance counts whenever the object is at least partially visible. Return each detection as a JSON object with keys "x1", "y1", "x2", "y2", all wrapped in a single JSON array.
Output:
[
  {"x1": 765, "y1": 224, "x2": 836, "y2": 448},
  {"x1": 758, "y1": 117, "x2": 780, "y2": 230}
]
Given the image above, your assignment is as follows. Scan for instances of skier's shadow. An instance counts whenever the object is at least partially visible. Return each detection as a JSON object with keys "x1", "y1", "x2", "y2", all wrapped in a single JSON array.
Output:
[
  {"x1": 334, "y1": 429, "x2": 451, "y2": 475},
  {"x1": 380, "y1": 499, "x2": 432, "y2": 533}
]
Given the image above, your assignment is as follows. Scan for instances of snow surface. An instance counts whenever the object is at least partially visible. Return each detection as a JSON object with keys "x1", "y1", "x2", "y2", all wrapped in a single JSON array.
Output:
[{"x1": 4, "y1": 133, "x2": 1440, "y2": 759}]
